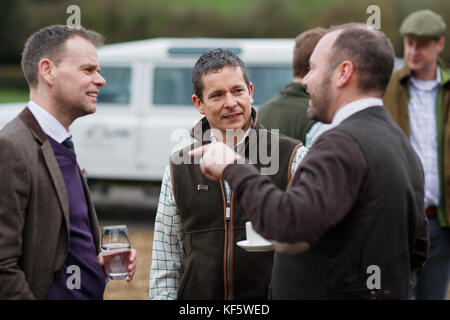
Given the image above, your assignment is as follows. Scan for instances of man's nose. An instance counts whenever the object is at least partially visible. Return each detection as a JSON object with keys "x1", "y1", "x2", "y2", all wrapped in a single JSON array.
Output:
[
  {"x1": 94, "y1": 72, "x2": 106, "y2": 87},
  {"x1": 223, "y1": 92, "x2": 237, "y2": 108},
  {"x1": 409, "y1": 41, "x2": 419, "y2": 53}
]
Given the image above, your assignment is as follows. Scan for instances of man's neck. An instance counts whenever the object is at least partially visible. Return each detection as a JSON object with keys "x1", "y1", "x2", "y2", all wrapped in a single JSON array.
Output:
[
  {"x1": 212, "y1": 121, "x2": 251, "y2": 148},
  {"x1": 213, "y1": 128, "x2": 246, "y2": 148},
  {"x1": 330, "y1": 93, "x2": 382, "y2": 122},
  {"x1": 412, "y1": 60, "x2": 438, "y2": 81},
  {"x1": 330, "y1": 96, "x2": 383, "y2": 127},
  {"x1": 30, "y1": 91, "x2": 72, "y2": 130}
]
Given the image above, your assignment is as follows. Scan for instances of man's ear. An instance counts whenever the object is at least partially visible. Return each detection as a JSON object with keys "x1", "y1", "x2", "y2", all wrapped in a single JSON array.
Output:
[
  {"x1": 437, "y1": 37, "x2": 445, "y2": 54},
  {"x1": 248, "y1": 82, "x2": 254, "y2": 105},
  {"x1": 192, "y1": 94, "x2": 205, "y2": 114},
  {"x1": 38, "y1": 58, "x2": 56, "y2": 86},
  {"x1": 336, "y1": 60, "x2": 354, "y2": 88}
]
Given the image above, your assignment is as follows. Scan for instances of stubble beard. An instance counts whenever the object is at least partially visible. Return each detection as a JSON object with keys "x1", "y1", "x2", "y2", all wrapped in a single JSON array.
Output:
[
  {"x1": 307, "y1": 77, "x2": 332, "y2": 123},
  {"x1": 54, "y1": 86, "x2": 96, "y2": 124}
]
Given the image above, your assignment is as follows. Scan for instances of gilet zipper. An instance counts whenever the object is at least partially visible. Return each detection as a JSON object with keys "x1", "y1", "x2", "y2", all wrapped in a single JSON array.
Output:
[{"x1": 224, "y1": 180, "x2": 232, "y2": 300}]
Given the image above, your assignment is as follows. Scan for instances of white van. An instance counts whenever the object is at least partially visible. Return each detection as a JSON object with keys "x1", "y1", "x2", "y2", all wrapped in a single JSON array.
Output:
[{"x1": 0, "y1": 38, "x2": 294, "y2": 187}]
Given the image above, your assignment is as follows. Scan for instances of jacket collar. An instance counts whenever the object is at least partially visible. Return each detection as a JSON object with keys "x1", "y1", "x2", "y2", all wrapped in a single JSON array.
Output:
[
  {"x1": 190, "y1": 107, "x2": 259, "y2": 143},
  {"x1": 440, "y1": 59, "x2": 450, "y2": 86},
  {"x1": 18, "y1": 106, "x2": 48, "y2": 145},
  {"x1": 19, "y1": 106, "x2": 71, "y2": 238}
]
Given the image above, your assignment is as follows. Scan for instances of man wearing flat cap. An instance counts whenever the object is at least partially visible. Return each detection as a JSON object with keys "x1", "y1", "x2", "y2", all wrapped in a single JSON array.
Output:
[{"x1": 384, "y1": 9, "x2": 450, "y2": 300}]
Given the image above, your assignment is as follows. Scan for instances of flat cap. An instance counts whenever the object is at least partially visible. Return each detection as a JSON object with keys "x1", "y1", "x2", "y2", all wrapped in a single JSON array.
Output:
[{"x1": 400, "y1": 9, "x2": 446, "y2": 39}]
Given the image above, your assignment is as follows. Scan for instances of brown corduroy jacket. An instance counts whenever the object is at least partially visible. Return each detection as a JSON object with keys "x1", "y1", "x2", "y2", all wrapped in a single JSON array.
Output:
[{"x1": 0, "y1": 107, "x2": 101, "y2": 299}]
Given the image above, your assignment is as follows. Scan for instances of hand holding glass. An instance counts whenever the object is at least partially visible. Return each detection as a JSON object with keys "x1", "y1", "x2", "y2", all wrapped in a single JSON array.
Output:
[{"x1": 101, "y1": 225, "x2": 131, "y2": 280}]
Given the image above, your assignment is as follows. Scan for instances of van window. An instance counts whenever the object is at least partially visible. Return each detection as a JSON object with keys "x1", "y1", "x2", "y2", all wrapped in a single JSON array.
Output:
[
  {"x1": 97, "y1": 66, "x2": 131, "y2": 105},
  {"x1": 152, "y1": 65, "x2": 291, "y2": 107},
  {"x1": 153, "y1": 67, "x2": 193, "y2": 105},
  {"x1": 247, "y1": 66, "x2": 291, "y2": 105}
]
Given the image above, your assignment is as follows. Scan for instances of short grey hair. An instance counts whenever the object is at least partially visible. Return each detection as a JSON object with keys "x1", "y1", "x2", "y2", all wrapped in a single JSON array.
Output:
[
  {"x1": 326, "y1": 23, "x2": 395, "y2": 94},
  {"x1": 192, "y1": 48, "x2": 250, "y2": 101}
]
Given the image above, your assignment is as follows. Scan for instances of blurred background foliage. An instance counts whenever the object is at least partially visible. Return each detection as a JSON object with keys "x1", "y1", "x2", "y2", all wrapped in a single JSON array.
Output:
[{"x1": 0, "y1": 0, "x2": 449, "y2": 101}]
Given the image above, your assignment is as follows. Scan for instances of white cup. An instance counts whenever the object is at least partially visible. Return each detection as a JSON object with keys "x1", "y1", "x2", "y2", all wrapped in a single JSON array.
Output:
[{"x1": 245, "y1": 221, "x2": 271, "y2": 245}]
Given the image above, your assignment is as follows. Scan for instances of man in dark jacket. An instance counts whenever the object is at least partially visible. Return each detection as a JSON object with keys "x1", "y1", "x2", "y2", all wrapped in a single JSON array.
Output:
[{"x1": 191, "y1": 24, "x2": 429, "y2": 300}]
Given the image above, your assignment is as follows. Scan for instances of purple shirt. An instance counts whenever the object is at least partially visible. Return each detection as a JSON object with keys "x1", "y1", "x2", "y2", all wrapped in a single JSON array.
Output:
[{"x1": 46, "y1": 136, "x2": 106, "y2": 299}]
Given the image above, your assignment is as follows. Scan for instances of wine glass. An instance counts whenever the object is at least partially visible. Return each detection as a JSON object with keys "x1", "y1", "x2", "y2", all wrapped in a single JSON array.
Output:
[{"x1": 101, "y1": 225, "x2": 131, "y2": 280}]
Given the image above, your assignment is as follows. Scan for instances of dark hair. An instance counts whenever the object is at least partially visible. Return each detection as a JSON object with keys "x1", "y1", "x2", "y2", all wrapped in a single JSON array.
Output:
[
  {"x1": 21, "y1": 24, "x2": 104, "y2": 88},
  {"x1": 326, "y1": 23, "x2": 395, "y2": 94},
  {"x1": 192, "y1": 48, "x2": 250, "y2": 101},
  {"x1": 293, "y1": 27, "x2": 327, "y2": 78}
]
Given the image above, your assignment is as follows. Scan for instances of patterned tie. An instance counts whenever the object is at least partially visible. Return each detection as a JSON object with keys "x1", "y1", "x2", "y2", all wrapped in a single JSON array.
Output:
[{"x1": 62, "y1": 137, "x2": 75, "y2": 151}]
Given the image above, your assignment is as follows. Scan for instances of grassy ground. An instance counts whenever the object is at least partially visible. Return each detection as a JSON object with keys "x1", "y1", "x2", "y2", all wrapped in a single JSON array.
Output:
[{"x1": 0, "y1": 89, "x2": 28, "y2": 103}]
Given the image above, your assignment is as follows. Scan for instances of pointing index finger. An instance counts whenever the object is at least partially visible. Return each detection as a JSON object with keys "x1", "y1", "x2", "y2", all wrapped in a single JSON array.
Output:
[{"x1": 188, "y1": 145, "x2": 206, "y2": 158}]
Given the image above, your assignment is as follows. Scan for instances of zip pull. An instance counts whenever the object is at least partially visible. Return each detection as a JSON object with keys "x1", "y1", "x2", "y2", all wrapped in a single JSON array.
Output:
[
  {"x1": 224, "y1": 180, "x2": 231, "y2": 220},
  {"x1": 225, "y1": 189, "x2": 231, "y2": 220}
]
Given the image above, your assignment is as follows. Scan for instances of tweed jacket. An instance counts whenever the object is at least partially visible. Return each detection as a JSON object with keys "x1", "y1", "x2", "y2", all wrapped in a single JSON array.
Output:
[
  {"x1": 0, "y1": 107, "x2": 101, "y2": 299},
  {"x1": 383, "y1": 60, "x2": 450, "y2": 227}
]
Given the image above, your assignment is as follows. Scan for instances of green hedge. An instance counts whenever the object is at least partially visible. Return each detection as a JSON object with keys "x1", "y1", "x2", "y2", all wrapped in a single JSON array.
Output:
[{"x1": 0, "y1": 74, "x2": 27, "y2": 90}]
